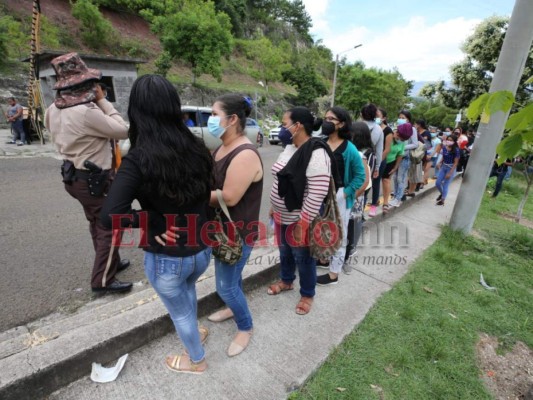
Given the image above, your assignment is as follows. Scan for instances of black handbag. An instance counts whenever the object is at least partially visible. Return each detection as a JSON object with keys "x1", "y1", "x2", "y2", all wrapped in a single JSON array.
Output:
[{"x1": 210, "y1": 189, "x2": 243, "y2": 265}]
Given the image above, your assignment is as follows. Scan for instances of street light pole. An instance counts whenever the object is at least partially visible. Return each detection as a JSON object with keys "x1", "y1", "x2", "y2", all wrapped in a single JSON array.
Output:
[{"x1": 331, "y1": 44, "x2": 362, "y2": 107}]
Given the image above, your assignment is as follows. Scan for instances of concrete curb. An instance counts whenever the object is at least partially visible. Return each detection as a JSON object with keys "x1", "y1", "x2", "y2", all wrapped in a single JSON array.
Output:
[{"x1": 0, "y1": 179, "x2": 449, "y2": 400}]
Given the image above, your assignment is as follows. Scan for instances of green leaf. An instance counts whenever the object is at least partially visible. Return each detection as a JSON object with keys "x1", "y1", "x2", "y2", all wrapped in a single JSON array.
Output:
[
  {"x1": 496, "y1": 134, "x2": 523, "y2": 160},
  {"x1": 525, "y1": 76, "x2": 533, "y2": 85},
  {"x1": 466, "y1": 93, "x2": 490, "y2": 122},
  {"x1": 486, "y1": 90, "x2": 514, "y2": 115},
  {"x1": 506, "y1": 103, "x2": 533, "y2": 132},
  {"x1": 522, "y1": 130, "x2": 533, "y2": 142}
]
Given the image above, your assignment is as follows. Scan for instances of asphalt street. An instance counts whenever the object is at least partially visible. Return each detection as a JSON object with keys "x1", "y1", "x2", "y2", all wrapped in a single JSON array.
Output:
[{"x1": 0, "y1": 142, "x2": 282, "y2": 332}]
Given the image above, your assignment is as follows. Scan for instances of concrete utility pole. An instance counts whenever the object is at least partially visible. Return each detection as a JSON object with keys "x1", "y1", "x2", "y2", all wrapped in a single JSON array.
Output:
[
  {"x1": 331, "y1": 44, "x2": 362, "y2": 107},
  {"x1": 449, "y1": 0, "x2": 533, "y2": 234}
]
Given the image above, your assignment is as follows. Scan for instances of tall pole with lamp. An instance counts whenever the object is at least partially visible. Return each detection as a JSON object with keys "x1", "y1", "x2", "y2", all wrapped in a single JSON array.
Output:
[{"x1": 331, "y1": 44, "x2": 362, "y2": 107}]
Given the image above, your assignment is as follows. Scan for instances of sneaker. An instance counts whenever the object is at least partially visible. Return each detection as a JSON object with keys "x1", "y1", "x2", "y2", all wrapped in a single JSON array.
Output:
[
  {"x1": 436, "y1": 199, "x2": 445, "y2": 206},
  {"x1": 436, "y1": 194, "x2": 442, "y2": 202},
  {"x1": 390, "y1": 198, "x2": 401, "y2": 208},
  {"x1": 5, "y1": 141, "x2": 16, "y2": 144},
  {"x1": 317, "y1": 274, "x2": 338, "y2": 286},
  {"x1": 342, "y1": 262, "x2": 353, "y2": 275},
  {"x1": 368, "y1": 205, "x2": 377, "y2": 217}
]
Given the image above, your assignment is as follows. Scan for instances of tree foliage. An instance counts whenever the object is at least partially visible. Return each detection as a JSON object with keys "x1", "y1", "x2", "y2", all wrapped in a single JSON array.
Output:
[
  {"x1": 237, "y1": 37, "x2": 290, "y2": 89},
  {"x1": 335, "y1": 62, "x2": 412, "y2": 116},
  {"x1": 72, "y1": 0, "x2": 118, "y2": 50},
  {"x1": 151, "y1": 1, "x2": 233, "y2": 82},
  {"x1": 410, "y1": 99, "x2": 458, "y2": 128},
  {"x1": 433, "y1": 16, "x2": 533, "y2": 109},
  {"x1": 283, "y1": 64, "x2": 328, "y2": 107}
]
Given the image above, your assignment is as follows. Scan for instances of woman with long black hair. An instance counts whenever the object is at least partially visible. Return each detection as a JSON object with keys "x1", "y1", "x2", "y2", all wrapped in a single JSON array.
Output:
[{"x1": 101, "y1": 75, "x2": 214, "y2": 374}]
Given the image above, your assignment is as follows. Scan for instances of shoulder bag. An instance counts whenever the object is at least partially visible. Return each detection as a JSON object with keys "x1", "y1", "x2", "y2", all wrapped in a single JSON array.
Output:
[
  {"x1": 309, "y1": 178, "x2": 343, "y2": 260},
  {"x1": 210, "y1": 189, "x2": 243, "y2": 265}
]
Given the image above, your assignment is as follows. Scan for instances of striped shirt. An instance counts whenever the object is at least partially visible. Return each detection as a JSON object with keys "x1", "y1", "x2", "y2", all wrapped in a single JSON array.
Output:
[{"x1": 270, "y1": 145, "x2": 331, "y2": 225}]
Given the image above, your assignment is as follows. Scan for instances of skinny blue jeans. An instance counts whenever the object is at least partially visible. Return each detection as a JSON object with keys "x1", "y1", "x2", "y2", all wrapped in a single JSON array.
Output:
[
  {"x1": 393, "y1": 156, "x2": 410, "y2": 200},
  {"x1": 215, "y1": 244, "x2": 254, "y2": 331},
  {"x1": 144, "y1": 248, "x2": 211, "y2": 363},
  {"x1": 279, "y1": 223, "x2": 317, "y2": 298},
  {"x1": 436, "y1": 164, "x2": 456, "y2": 200}
]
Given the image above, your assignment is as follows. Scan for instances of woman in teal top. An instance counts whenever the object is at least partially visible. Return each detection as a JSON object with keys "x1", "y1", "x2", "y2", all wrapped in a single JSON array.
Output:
[
  {"x1": 382, "y1": 123, "x2": 412, "y2": 213},
  {"x1": 317, "y1": 106, "x2": 365, "y2": 286}
]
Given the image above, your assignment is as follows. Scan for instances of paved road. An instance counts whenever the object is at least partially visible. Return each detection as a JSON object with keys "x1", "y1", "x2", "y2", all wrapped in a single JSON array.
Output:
[{"x1": 0, "y1": 143, "x2": 282, "y2": 332}]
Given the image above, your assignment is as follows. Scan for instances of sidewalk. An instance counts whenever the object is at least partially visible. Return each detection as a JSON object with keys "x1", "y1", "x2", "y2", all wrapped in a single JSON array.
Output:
[
  {"x1": 0, "y1": 128, "x2": 57, "y2": 158},
  {"x1": 41, "y1": 180, "x2": 460, "y2": 400}
]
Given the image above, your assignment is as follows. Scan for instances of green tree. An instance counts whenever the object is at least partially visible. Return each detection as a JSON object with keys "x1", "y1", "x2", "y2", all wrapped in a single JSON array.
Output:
[
  {"x1": 154, "y1": 50, "x2": 172, "y2": 77},
  {"x1": 283, "y1": 64, "x2": 328, "y2": 107},
  {"x1": 466, "y1": 81, "x2": 533, "y2": 223},
  {"x1": 437, "y1": 16, "x2": 533, "y2": 109},
  {"x1": 151, "y1": 1, "x2": 233, "y2": 83},
  {"x1": 0, "y1": 15, "x2": 28, "y2": 59},
  {"x1": 71, "y1": 0, "x2": 118, "y2": 50},
  {"x1": 238, "y1": 37, "x2": 291, "y2": 89},
  {"x1": 335, "y1": 62, "x2": 412, "y2": 116}
]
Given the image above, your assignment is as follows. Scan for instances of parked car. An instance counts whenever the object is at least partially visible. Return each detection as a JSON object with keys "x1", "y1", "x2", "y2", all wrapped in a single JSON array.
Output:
[
  {"x1": 246, "y1": 118, "x2": 263, "y2": 147},
  {"x1": 120, "y1": 106, "x2": 260, "y2": 155},
  {"x1": 269, "y1": 126, "x2": 281, "y2": 145}
]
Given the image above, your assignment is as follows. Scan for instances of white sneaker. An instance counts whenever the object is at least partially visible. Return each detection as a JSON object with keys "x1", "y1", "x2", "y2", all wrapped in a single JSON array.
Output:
[{"x1": 389, "y1": 198, "x2": 400, "y2": 207}]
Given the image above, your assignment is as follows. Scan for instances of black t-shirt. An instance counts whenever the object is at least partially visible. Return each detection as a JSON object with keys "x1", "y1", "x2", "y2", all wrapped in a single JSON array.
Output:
[
  {"x1": 382, "y1": 126, "x2": 393, "y2": 150},
  {"x1": 100, "y1": 149, "x2": 210, "y2": 257},
  {"x1": 332, "y1": 140, "x2": 348, "y2": 187}
]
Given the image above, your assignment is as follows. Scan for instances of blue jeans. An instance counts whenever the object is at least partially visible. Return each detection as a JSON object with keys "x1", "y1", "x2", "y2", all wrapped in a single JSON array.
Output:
[
  {"x1": 214, "y1": 244, "x2": 254, "y2": 331},
  {"x1": 279, "y1": 223, "x2": 317, "y2": 298},
  {"x1": 393, "y1": 157, "x2": 410, "y2": 200},
  {"x1": 11, "y1": 120, "x2": 25, "y2": 143},
  {"x1": 436, "y1": 164, "x2": 456, "y2": 200},
  {"x1": 144, "y1": 248, "x2": 211, "y2": 363}
]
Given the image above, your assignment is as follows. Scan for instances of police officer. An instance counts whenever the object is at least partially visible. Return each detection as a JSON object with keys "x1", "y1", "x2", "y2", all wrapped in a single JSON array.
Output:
[{"x1": 44, "y1": 53, "x2": 132, "y2": 293}]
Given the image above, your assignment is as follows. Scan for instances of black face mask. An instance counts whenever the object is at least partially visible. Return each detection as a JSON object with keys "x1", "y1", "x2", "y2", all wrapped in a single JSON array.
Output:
[{"x1": 322, "y1": 121, "x2": 336, "y2": 136}]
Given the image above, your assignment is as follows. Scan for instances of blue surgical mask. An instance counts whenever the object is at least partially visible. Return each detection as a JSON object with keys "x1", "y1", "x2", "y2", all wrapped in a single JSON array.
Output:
[
  {"x1": 397, "y1": 118, "x2": 407, "y2": 126},
  {"x1": 375, "y1": 117, "x2": 382, "y2": 125},
  {"x1": 207, "y1": 116, "x2": 227, "y2": 138},
  {"x1": 278, "y1": 123, "x2": 295, "y2": 145},
  {"x1": 431, "y1": 133, "x2": 437, "y2": 138}
]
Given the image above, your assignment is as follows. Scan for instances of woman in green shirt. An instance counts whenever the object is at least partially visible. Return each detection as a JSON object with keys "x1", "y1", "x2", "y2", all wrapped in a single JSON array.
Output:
[{"x1": 381, "y1": 123, "x2": 412, "y2": 213}]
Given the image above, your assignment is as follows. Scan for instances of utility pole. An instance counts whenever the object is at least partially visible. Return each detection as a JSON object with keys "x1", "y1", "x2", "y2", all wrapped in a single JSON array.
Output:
[
  {"x1": 449, "y1": 0, "x2": 533, "y2": 234},
  {"x1": 331, "y1": 44, "x2": 362, "y2": 107}
]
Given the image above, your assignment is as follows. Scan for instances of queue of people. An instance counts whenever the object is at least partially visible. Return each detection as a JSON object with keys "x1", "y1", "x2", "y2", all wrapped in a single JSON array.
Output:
[{"x1": 44, "y1": 52, "x2": 491, "y2": 376}]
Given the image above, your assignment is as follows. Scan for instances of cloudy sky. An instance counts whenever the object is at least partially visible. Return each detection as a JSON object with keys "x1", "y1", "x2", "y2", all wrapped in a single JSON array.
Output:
[{"x1": 302, "y1": 0, "x2": 515, "y2": 82}]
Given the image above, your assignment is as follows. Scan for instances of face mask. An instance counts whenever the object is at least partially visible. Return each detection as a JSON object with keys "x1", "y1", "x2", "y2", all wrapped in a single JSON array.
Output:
[
  {"x1": 322, "y1": 121, "x2": 336, "y2": 136},
  {"x1": 278, "y1": 125, "x2": 294, "y2": 146},
  {"x1": 397, "y1": 118, "x2": 407, "y2": 126},
  {"x1": 207, "y1": 116, "x2": 227, "y2": 138},
  {"x1": 445, "y1": 140, "x2": 454, "y2": 147},
  {"x1": 431, "y1": 133, "x2": 437, "y2": 138},
  {"x1": 375, "y1": 117, "x2": 382, "y2": 125}
]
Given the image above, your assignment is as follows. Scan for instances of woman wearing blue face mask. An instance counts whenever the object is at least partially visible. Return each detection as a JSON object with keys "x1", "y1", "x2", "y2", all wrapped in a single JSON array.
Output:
[
  {"x1": 205, "y1": 94, "x2": 264, "y2": 357},
  {"x1": 268, "y1": 107, "x2": 340, "y2": 315}
]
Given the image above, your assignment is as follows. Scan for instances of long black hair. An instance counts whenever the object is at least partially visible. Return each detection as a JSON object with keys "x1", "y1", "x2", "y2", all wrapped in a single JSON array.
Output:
[
  {"x1": 351, "y1": 121, "x2": 373, "y2": 150},
  {"x1": 128, "y1": 74, "x2": 213, "y2": 204},
  {"x1": 326, "y1": 106, "x2": 352, "y2": 140}
]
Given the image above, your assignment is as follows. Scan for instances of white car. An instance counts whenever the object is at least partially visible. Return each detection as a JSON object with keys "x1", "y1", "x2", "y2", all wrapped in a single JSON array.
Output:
[
  {"x1": 268, "y1": 125, "x2": 324, "y2": 146},
  {"x1": 269, "y1": 126, "x2": 281, "y2": 145},
  {"x1": 120, "y1": 106, "x2": 260, "y2": 155}
]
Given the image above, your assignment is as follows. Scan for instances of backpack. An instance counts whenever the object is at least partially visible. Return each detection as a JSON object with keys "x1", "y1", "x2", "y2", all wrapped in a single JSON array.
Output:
[{"x1": 410, "y1": 142, "x2": 426, "y2": 164}]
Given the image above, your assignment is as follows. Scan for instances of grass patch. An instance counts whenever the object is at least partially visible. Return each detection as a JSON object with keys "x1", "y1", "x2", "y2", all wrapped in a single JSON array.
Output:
[{"x1": 292, "y1": 171, "x2": 533, "y2": 399}]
